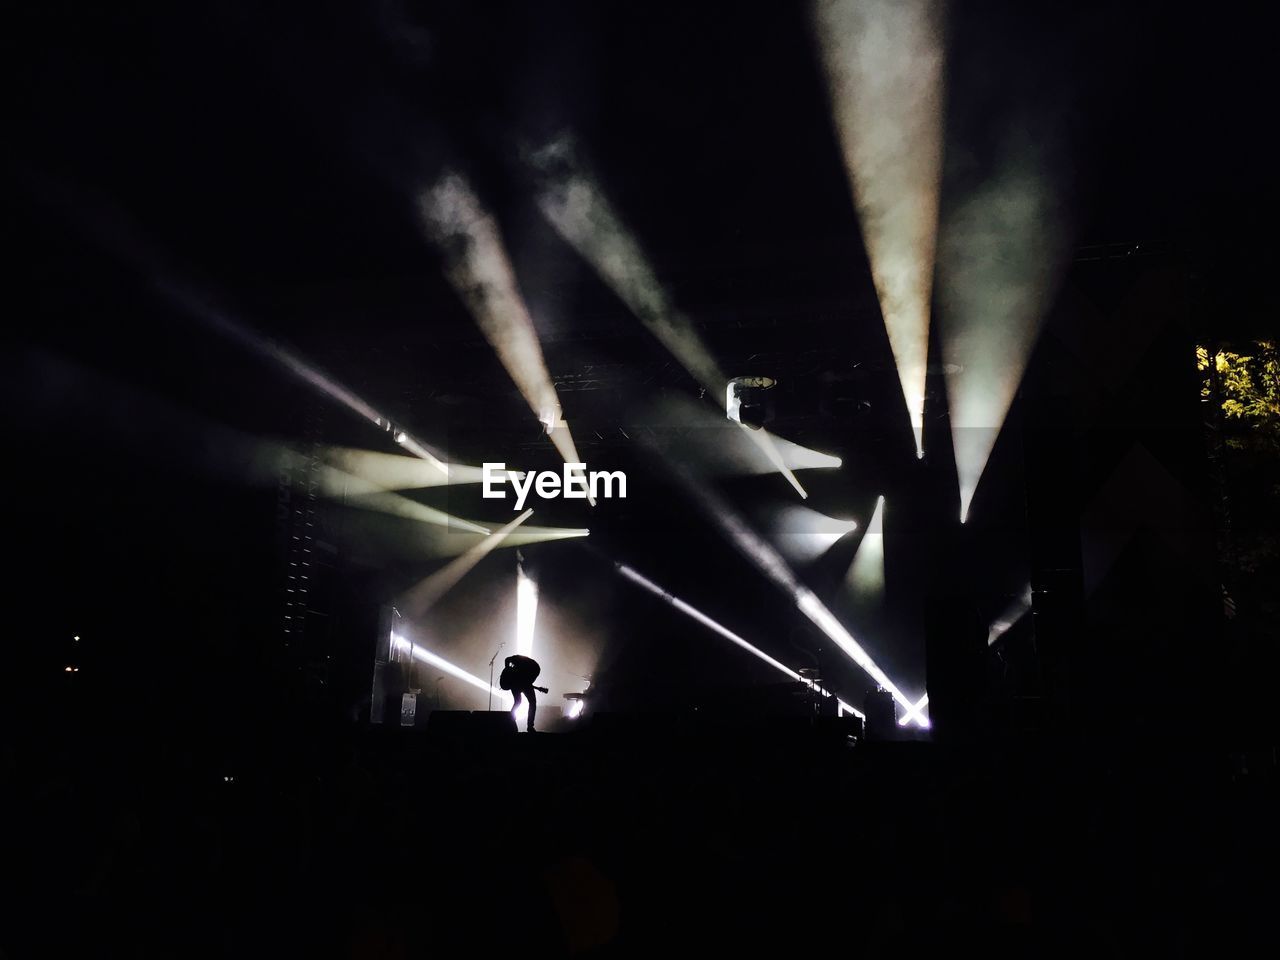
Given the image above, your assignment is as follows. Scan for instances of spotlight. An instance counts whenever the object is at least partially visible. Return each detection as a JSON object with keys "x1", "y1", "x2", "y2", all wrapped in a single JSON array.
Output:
[
  {"x1": 615, "y1": 562, "x2": 864, "y2": 718},
  {"x1": 400, "y1": 510, "x2": 533, "y2": 617},
  {"x1": 846, "y1": 495, "x2": 885, "y2": 596},
  {"x1": 937, "y1": 132, "x2": 1071, "y2": 524},
  {"x1": 320, "y1": 448, "x2": 484, "y2": 491},
  {"x1": 897, "y1": 694, "x2": 930, "y2": 727},
  {"x1": 418, "y1": 173, "x2": 588, "y2": 477},
  {"x1": 988, "y1": 584, "x2": 1033, "y2": 647},
  {"x1": 332, "y1": 475, "x2": 492, "y2": 535},
  {"x1": 773, "y1": 505, "x2": 858, "y2": 563},
  {"x1": 814, "y1": 0, "x2": 946, "y2": 460},
  {"x1": 796, "y1": 590, "x2": 928, "y2": 727},
  {"x1": 504, "y1": 525, "x2": 590, "y2": 546},
  {"x1": 654, "y1": 396, "x2": 842, "y2": 477},
  {"x1": 391, "y1": 633, "x2": 512, "y2": 707},
  {"x1": 516, "y1": 560, "x2": 538, "y2": 658},
  {"x1": 527, "y1": 137, "x2": 810, "y2": 498},
  {"x1": 161, "y1": 282, "x2": 453, "y2": 474},
  {"x1": 513, "y1": 559, "x2": 540, "y2": 729},
  {"x1": 726, "y1": 377, "x2": 777, "y2": 430},
  {"x1": 672, "y1": 467, "x2": 926, "y2": 726}
]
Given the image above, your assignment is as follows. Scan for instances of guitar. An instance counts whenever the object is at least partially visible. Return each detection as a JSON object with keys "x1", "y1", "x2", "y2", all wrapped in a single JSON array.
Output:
[{"x1": 499, "y1": 663, "x2": 549, "y2": 694}]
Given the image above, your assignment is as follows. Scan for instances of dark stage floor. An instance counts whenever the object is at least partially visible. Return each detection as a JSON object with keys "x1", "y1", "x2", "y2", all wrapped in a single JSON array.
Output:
[{"x1": 6, "y1": 715, "x2": 1275, "y2": 957}]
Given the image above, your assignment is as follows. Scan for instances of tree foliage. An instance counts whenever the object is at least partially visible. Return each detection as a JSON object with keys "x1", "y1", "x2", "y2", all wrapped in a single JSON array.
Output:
[
  {"x1": 1198, "y1": 340, "x2": 1280, "y2": 446},
  {"x1": 1198, "y1": 340, "x2": 1280, "y2": 617}
]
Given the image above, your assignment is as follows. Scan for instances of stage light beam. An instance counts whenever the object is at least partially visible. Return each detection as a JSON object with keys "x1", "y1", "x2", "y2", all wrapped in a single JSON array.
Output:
[
  {"x1": 418, "y1": 173, "x2": 588, "y2": 477},
  {"x1": 814, "y1": 0, "x2": 946, "y2": 459},
  {"x1": 528, "y1": 137, "x2": 811, "y2": 498},
  {"x1": 161, "y1": 283, "x2": 454, "y2": 474},
  {"x1": 321, "y1": 447, "x2": 484, "y2": 491},
  {"x1": 988, "y1": 584, "x2": 1034, "y2": 647},
  {"x1": 671, "y1": 466, "x2": 928, "y2": 726},
  {"x1": 615, "y1": 563, "x2": 864, "y2": 719},
  {"x1": 399, "y1": 510, "x2": 533, "y2": 617},
  {"x1": 847, "y1": 495, "x2": 885, "y2": 596},
  {"x1": 937, "y1": 132, "x2": 1071, "y2": 524},
  {"x1": 392, "y1": 634, "x2": 512, "y2": 708},
  {"x1": 773, "y1": 505, "x2": 858, "y2": 563},
  {"x1": 897, "y1": 694, "x2": 930, "y2": 727},
  {"x1": 513, "y1": 558, "x2": 539, "y2": 729}
]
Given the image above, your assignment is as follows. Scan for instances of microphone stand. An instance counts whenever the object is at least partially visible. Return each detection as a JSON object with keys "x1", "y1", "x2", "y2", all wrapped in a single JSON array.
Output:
[{"x1": 488, "y1": 644, "x2": 504, "y2": 711}]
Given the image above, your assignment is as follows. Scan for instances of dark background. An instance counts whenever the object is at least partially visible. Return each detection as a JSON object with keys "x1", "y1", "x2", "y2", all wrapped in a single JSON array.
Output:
[{"x1": 5, "y1": 1, "x2": 1278, "y2": 955}]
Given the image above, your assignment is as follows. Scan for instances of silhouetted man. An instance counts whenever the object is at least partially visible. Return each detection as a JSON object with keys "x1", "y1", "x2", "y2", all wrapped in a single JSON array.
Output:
[{"x1": 499, "y1": 654, "x2": 547, "y2": 732}]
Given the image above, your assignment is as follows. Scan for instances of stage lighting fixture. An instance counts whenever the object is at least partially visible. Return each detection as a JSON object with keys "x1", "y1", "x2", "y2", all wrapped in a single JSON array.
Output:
[
  {"x1": 654, "y1": 396, "x2": 843, "y2": 478},
  {"x1": 615, "y1": 562, "x2": 864, "y2": 719},
  {"x1": 726, "y1": 377, "x2": 777, "y2": 431},
  {"x1": 391, "y1": 633, "x2": 512, "y2": 707},
  {"x1": 814, "y1": 0, "x2": 946, "y2": 460}
]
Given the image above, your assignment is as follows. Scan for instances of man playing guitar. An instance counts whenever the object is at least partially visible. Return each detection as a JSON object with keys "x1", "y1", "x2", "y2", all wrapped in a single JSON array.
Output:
[{"x1": 499, "y1": 654, "x2": 547, "y2": 732}]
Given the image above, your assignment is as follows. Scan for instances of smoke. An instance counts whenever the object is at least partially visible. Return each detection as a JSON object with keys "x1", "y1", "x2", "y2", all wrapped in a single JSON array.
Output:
[
  {"x1": 988, "y1": 583, "x2": 1034, "y2": 647},
  {"x1": 648, "y1": 394, "x2": 841, "y2": 477},
  {"x1": 399, "y1": 509, "x2": 533, "y2": 617},
  {"x1": 528, "y1": 135, "x2": 812, "y2": 497},
  {"x1": 528, "y1": 136, "x2": 726, "y2": 395},
  {"x1": 321, "y1": 447, "x2": 483, "y2": 490},
  {"x1": 417, "y1": 172, "x2": 586, "y2": 469},
  {"x1": 846, "y1": 495, "x2": 885, "y2": 596},
  {"x1": 814, "y1": 0, "x2": 946, "y2": 457},
  {"x1": 937, "y1": 129, "x2": 1072, "y2": 521},
  {"x1": 772, "y1": 505, "x2": 859, "y2": 563},
  {"x1": 662, "y1": 455, "x2": 927, "y2": 724}
]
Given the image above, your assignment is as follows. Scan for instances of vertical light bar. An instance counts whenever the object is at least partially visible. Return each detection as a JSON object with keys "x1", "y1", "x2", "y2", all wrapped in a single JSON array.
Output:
[{"x1": 513, "y1": 559, "x2": 539, "y2": 729}]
